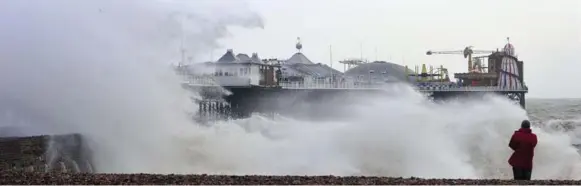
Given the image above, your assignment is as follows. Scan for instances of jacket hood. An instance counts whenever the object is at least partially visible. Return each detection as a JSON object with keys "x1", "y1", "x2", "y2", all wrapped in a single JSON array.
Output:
[{"x1": 517, "y1": 128, "x2": 532, "y2": 133}]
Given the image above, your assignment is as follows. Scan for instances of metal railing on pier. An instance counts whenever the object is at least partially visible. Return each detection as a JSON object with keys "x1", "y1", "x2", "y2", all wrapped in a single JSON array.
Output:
[
  {"x1": 415, "y1": 85, "x2": 528, "y2": 92},
  {"x1": 184, "y1": 76, "x2": 220, "y2": 86},
  {"x1": 183, "y1": 76, "x2": 528, "y2": 92},
  {"x1": 279, "y1": 81, "x2": 528, "y2": 92},
  {"x1": 278, "y1": 81, "x2": 380, "y2": 90}
]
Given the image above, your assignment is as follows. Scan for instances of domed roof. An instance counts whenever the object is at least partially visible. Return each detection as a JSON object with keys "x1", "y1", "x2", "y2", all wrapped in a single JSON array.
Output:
[
  {"x1": 286, "y1": 52, "x2": 314, "y2": 64},
  {"x1": 236, "y1": 53, "x2": 251, "y2": 62},
  {"x1": 344, "y1": 61, "x2": 414, "y2": 82},
  {"x1": 503, "y1": 43, "x2": 516, "y2": 57}
]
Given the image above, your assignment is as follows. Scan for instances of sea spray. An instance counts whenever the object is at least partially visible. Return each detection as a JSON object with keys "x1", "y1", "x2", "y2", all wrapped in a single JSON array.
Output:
[
  {"x1": 195, "y1": 93, "x2": 581, "y2": 179},
  {"x1": 0, "y1": 0, "x2": 263, "y2": 173},
  {"x1": 0, "y1": 0, "x2": 581, "y2": 180}
]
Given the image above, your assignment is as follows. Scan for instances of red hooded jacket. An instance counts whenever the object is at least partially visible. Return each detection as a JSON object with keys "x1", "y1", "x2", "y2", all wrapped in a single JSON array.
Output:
[{"x1": 508, "y1": 128, "x2": 537, "y2": 169}]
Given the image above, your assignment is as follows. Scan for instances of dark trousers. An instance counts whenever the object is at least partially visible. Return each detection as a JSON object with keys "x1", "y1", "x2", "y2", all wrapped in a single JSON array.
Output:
[{"x1": 512, "y1": 167, "x2": 532, "y2": 180}]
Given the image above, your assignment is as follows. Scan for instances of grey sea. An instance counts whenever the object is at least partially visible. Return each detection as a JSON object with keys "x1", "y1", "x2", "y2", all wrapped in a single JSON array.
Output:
[
  {"x1": 528, "y1": 98, "x2": 581, "y2": 124},
  {"x1": 528, "y1": 98, "x2": 581, "y2": 146}
]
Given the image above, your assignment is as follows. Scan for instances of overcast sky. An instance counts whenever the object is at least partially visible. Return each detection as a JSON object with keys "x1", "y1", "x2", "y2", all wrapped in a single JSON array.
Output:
[{"x1": 208, "y1": 0, "x2": 580, "y2": 98}]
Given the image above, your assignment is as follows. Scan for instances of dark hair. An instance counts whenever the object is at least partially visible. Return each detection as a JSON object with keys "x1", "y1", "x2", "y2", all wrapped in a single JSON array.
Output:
[{"x1": 521, "y1": 120, "x2": 531, "y2": 128}]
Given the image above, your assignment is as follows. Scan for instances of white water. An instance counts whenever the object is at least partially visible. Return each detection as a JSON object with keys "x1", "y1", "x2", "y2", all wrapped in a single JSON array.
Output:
[{"x1": 0, "y1": 0, "x2": 581, "y2": 180}]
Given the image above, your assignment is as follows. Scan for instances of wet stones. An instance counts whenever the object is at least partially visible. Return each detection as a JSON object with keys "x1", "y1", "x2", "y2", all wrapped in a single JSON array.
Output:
[{"x1": 0, "y1": 172, "x2": 580, "y2": 185}]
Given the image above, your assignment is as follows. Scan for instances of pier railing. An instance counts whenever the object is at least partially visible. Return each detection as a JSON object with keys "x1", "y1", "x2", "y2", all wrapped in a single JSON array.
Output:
[
  {"x1": 279, "y1": 81, "x2": 528, "y2": 92},
  {"x1": 184, "y1": 76, "x2": 251, "y2": 87},
  {"x1": 183, "y1": 76, "x2": 528, "y2": 92},
  {"x1": 415, "y1": 85, "x2": 528, "y2": 92},
  {"x1": 279, "y1": 82, "x2": 380, "y2": 90},
  {"x1": 185, "y1": 76, "x2": 219, "y2": 86}
]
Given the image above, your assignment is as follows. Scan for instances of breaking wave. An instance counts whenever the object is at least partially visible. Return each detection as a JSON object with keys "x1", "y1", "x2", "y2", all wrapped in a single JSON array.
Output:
[
  {"x1": 191, "y1": 93, "x2": 581, "y2": 179},
  {"x1": 0, "y1": 0, "x2": 580, "y2": 180}
]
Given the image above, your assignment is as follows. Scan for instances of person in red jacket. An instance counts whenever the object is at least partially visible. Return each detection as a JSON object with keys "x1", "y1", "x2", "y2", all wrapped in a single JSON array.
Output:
[{"x1": 508, "y1": 120, "x2": 538, "y2": 180}]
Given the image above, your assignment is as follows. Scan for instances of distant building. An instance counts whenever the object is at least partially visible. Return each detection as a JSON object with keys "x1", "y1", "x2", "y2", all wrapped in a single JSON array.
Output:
[
  {"x1": 280, "y1": 51, "x2": 342, "y2": 81},
  {"x1": 181, "y1": 49, "x2": 279, "y2": 87},
  {"x1": 344, "y1": 61, "x2": 416, "y2": 83},
  {"x1": 181, "y1": 37, "x2": 420, "y2": 87},
  {"x1": 279, "y1": 38, "x2": 342, "y2": 82}
]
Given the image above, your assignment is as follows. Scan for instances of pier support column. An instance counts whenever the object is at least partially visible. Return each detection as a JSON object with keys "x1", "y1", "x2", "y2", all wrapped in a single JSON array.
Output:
[
  {"x1": 505, "y1": 92, "x2": 526, "y2": 109},
  {"x1": 519, "y1": 92, "x2": 526, "y2": 109}
]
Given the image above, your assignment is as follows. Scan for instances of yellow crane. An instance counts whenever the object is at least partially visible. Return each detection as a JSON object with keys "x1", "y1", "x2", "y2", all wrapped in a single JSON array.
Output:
[{"x1": 426, "y1": 46, "x2": 496, "y2": 72}]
